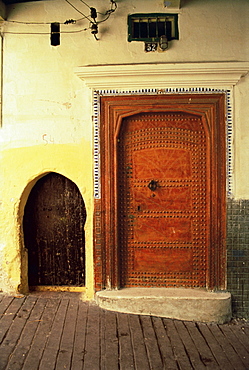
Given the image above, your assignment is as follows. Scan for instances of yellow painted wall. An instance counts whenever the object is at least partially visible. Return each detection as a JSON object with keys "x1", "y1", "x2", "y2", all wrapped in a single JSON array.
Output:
[
  {"x1": 0, "y1": 0, "x2": 248, "y2": 294},
  {"x1": 0, "y1": 141, "x2": 94, "y2": 297}
]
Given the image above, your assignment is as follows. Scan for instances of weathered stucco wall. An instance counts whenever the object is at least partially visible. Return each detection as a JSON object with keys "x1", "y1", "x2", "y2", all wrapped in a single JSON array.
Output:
[{"x1": 0, "y1": 0, "x2": 248, "y2": 301}]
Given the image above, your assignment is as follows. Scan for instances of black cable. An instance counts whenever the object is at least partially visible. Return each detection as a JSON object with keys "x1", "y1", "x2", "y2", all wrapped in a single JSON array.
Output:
[
  {"x1": 64, "y1": 0, "x2": 93, "y2": 23},
  {"x1": 6, "y1": 16, "x2": 87, "y2": 25},
  {"x1": 98, "y1": 0, "x2": 117, "y2": 16},
  {"x1": 6, "y1": 0, "x2": 117, "y2": 26},
  {"x1": 78, "y1": 0, "x2": 91, "y2": 9},
  {"x1": 96, "y1": 1, "x2": 117, "y2": 23},
  {"x1": 4, "y1": 27, "x2": 89, "y2": 35},
  {"x1": 4, "y1": 1, "x2": 117, "y2": 37},
  {"x1": 7, "y1": 20, "x2": 53, "y2": 25}
]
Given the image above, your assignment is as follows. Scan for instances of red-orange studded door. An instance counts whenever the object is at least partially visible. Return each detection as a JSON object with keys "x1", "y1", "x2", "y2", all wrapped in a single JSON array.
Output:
[{"x1": 118, "y1": 112, "x2": 209, "y2": 288}]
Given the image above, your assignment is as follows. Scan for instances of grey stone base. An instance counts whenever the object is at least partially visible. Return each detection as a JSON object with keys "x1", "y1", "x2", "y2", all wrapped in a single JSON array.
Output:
[{"x1": 96, "y1": 288, "x2": 232, "y2": 324}]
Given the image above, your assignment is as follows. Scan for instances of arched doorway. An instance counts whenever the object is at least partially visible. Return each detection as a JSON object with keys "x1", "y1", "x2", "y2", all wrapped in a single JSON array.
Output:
[
  {"x1": 23, "y1": 173, "x2": 86, "y2": 288},
  {"x1": 96, "y1": 94, "x2": 226, "y2": 291}
]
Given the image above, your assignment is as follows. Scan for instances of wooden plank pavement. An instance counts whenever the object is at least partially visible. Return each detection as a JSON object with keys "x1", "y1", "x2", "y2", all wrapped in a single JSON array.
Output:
[{"x1": 0, "y1": 292, "x2": 248, "y2": 370}]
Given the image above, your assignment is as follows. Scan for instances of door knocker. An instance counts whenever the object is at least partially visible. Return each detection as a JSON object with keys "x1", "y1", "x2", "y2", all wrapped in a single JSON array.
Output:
[{"x1": 148, "y1": 180, "x2": 158, "y2": 192}]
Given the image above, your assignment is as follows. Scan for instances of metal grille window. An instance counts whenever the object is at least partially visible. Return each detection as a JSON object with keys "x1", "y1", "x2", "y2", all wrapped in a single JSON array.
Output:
[{"x1": 128, "y1": 13, "x2": 179, "y2": 42}]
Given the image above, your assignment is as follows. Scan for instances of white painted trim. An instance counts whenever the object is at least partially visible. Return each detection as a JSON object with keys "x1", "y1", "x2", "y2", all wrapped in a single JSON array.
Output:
[{"x1": 75, "y1": 62, "x2": 249, "y2": 89}]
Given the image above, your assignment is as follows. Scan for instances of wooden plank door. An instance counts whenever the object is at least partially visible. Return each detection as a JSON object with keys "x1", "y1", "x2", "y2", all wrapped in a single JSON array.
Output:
[
  {"x1": 118, "y1": 112, "x2": 209, "y2": 288},
  {"x1": 97, "y1": 94, "x2": 226, "y2": 291},
  {"x1": 23, "y1": 172, "x2": 86, "y2": 287}
]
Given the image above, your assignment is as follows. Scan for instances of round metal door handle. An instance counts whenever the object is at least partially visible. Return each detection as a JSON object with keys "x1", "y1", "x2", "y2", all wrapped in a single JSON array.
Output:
[{"x1": 148, "y1": 180, "x2": 158, "y2": 191}]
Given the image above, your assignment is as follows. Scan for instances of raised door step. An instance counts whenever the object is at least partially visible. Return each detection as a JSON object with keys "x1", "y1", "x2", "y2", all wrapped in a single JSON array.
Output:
[{"x1": 95, "y1": 288, "x2": 231, "y2": 324}]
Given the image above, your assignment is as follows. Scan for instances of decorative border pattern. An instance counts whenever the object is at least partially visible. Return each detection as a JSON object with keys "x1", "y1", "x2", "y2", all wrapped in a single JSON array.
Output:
[{"x1": 93, "y1": 88, "x2": 233, "y2": 199}]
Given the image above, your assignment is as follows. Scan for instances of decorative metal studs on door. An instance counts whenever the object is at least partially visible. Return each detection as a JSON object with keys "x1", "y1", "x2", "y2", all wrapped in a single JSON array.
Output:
[{"x1": 118, "y1": 112, "x2": 209, "y2": 288}]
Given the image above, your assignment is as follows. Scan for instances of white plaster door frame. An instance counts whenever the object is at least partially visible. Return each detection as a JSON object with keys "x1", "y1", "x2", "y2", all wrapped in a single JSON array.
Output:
[
  {"x1": 75, "y1": 61, "x2": 249, "y2": 291},
  {"x1": 75, "y1": 62, "x2": 249, "y2": 90}
]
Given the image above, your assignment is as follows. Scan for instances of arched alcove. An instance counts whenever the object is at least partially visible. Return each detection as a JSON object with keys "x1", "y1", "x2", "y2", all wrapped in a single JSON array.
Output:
[{"x1": 23, "y1": 172, "x2": 86, "y2": 289}]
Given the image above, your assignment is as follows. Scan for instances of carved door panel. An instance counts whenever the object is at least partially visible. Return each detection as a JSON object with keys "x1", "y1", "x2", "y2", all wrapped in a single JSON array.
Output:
[
  {"x1": 118, "y1": 112, "x2": 209, "y2": 288},
  {"x1": 23, "y1": 172, "x2": 86, "y2": 287}
]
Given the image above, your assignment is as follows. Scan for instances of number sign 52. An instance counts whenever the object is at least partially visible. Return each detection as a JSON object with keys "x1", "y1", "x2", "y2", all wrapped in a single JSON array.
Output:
[{"x1": 145, "y1": 42, "x2": 157, "y2": 52}]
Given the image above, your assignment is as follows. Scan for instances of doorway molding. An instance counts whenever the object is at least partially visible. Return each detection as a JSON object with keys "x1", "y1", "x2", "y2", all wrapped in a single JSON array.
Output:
[
  {"x1": 75, "y1": 62, "x2": 249, "y2": 291},
  {"x1": 75, "y1": 62, "x2": 249, "y2": 89}
]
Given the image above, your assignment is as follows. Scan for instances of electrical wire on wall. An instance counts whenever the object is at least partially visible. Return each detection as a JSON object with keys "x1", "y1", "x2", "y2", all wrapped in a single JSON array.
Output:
[{"x1": 2, "y1": 0, "x2": 118, "y2": 45}]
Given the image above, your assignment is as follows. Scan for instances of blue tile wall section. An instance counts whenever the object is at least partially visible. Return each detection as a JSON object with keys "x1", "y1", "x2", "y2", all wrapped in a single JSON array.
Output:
[{"x1": 227, "y1": 199, "x2": 249, "y2": 319}]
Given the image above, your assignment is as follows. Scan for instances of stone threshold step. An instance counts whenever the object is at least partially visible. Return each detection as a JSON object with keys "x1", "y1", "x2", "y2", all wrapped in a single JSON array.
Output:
[{"x1": 96, "y1": 287, "x2": 231, "y2": 324}]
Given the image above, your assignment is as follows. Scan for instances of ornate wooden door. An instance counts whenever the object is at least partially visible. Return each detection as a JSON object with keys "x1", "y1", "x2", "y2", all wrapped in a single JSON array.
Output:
[
  {"x1": 23, "y1": 173, "x2": 86, "y2": 287},
  {"x1": 118, "y1": 112, "x2": 209, "y2": 288},
  {"x1": 97, "y1": 94, "x2": 226, "y2": 291}
]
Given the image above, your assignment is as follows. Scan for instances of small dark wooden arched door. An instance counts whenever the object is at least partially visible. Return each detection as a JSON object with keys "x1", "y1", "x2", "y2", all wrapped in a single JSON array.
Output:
[{"x1": 23, "y1": 173, "x2": 86, "y2": 287}]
